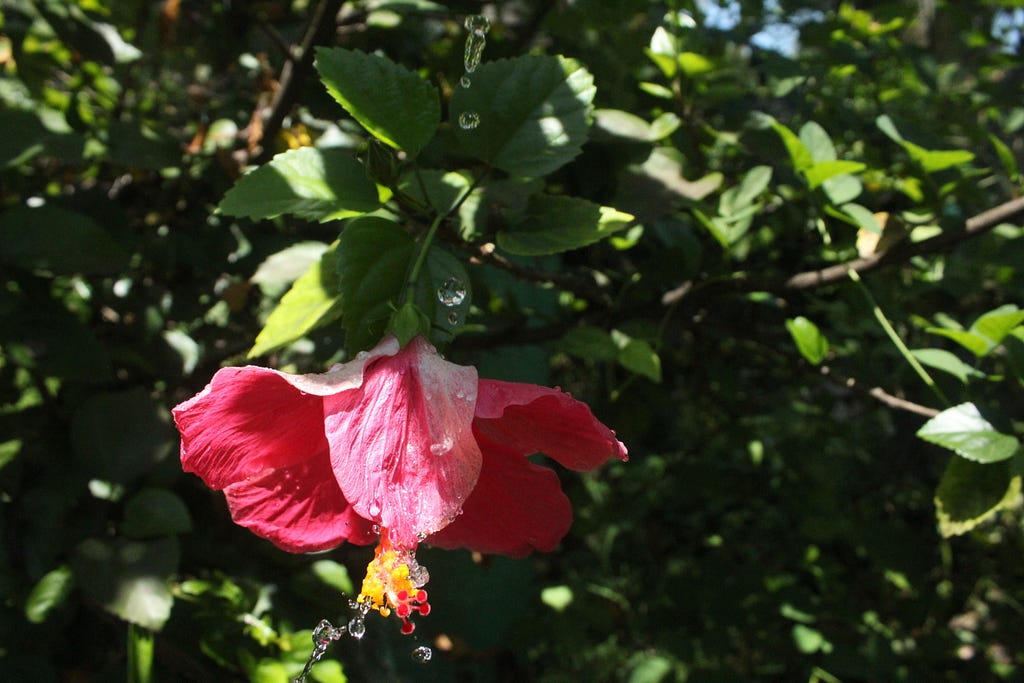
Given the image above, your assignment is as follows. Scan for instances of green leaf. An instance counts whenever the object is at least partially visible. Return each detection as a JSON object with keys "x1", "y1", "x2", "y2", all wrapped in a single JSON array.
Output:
[
  {"x1": 726, "y1": 165, "x2": 772, "y2": 212},
  {"x1": 594, "y1": 108, "x2": 651, "y2": 141},
  {"x1": 336, "y1": 217, "x2": 416, "y2": 353},
  {"x1": 315, "y1": 47, "x2": 439, "y2": 157},
  {"x1": 612, "y1": 330, "x2": 662, "y2": 382},
  {"x1": 540, "y1": 585, "x2": 574, "y2": 612},
  {"x1": 218, "y1": 147, "x2": 380, "y2": 222},
  {"x1": 917, "y1": 403, "x2": 1020, "y2": 463},
  {"x1": 73, "y1": 537, "x2": 179, "y2": 631},
  {"x1": 0, "y1": 109, "x2": 48, "y2": 167},
  {"x1": 927, "y1": 306, "x2": 1024, "y2": 358},
  {"x1": 910, "y1": 348, "x2": 985, "y2": 384},
  {"x1": 249, "y1": 242, "x2": 345, "y2": 358},
  {"x1": 799, "y1": 121, "x2": 837, "y2": 162},
  {"x1": 876, "y1": 115, "x2": 975, "y2": 173},
  {"x1": 121, "y1": 488, "x2": 193, "y2": 539},
  {"x1": 451, "y1": 55, "x2": 595, "y2": 177},
  {"x1": 972, "y1": 305, "x2": 1024, "y2": 350},
  {"x1": 760, "y1": 114, "x2": 813, "y2": 172},
  {"x1": 839, "y1": 202, "x2": 882, "y2": 232},
  {"x1": 786, "y1": 316, "x2": 829, "y2": 365},
  {"x1": 311, "y1": 560, "x2": 354, "y2": 596},
  {"x1": 0, "y1": 205, "x2": 130, "y2": 274},
  {"x1": 70, "y1": 388, "x2": 177, "y2": 485},
  {"x1": 792, "y1": 624, "x2": 832, "y2": 654},
  {"x1": 934, "y1": 456, "x2": 1022, "y2": 537},
  {"x1": 250, "y1": 241, "x2": 330, "y2": 287},
  {"x1": 677, "y1": 51, "x2": 714, "y2": 76},
  {"x1": 396, "y1": 169, "x2": 472, "y2": 215},
  {"x1": 25, "y1": 565, "x2": 74, "y2": 624},
  {"x1": 417, "y1": 246, "x2": 472, "y2": 344},
  {"x1": 804, "y1": 160, "x2": 866, "y2": 189},
  {"x1": 925, "y1": 328, "x2": 992, "y2": 357},
  {"x1": 562, "y1": 326, "x2": 619, "y2": 363},
  {"x1": 498, "y1": 195, "x2": 633, "y2": 255}
]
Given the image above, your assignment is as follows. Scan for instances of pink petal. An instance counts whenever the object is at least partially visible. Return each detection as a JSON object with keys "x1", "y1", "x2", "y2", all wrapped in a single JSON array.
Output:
[
  {"x1": 325, "y1": 337, "x2": 482, "y2": 548},
  {"x1": 224, "y1": 455, "x2": 377, "y2": 552},
  {"x1": 173, "y1": 366, "x2": 330, "y2": 489},
  {"x1": 426, "y1": 432, "x2": 572, "y2": 557},
  {"x1": 473, "y1": 379, "x2": 628, "y2": 470}
]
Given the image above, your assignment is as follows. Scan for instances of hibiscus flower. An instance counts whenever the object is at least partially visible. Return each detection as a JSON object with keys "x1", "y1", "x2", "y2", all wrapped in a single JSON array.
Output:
[{"x1": 173, "y1": 335, "x2": 627, "y2": 633}]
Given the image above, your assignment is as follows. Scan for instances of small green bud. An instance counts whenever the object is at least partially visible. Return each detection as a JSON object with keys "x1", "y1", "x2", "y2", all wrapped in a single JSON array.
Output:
[{"x1": 387, "y1": 302, "x2": 431, "y2": 347}]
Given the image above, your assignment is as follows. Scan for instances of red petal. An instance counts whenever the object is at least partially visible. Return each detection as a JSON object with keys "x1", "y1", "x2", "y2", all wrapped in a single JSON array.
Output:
[
  {"x1": 325, "y1": 337, "x2": 482, "y2": 548},
  {"x1": 223, "y1": 455, "x2": 377, "y2": 552},
  {"x1": 173, "y1": 366, "x2": 329, "y2": 490},
  {"x1": 427, "y1": 432, "x2": 572, "y2": 557},
  {"x1": 473, "y1": 380, "x2": 628, "y2": 470}
]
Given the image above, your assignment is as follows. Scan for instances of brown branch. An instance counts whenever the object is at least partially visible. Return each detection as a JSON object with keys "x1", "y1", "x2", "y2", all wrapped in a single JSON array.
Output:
[
  {"x1": 252, "y1": 0, "x2": 345, "y2": 163},
  {"x1": 662, "y1": 196, "x2": 1024, "y2": 306},
  {"x1": 822, "y1": 368, "x2": 941, "y2": 418},
  {"x1": 463, "y1": 242, "x2": 616, "y2": 308},
  {"x1": 783, "y1": 195, "x2": 1024, "y2": 290}
]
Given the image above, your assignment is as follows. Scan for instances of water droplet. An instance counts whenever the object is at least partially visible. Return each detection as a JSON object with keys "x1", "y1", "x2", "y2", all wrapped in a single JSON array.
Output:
[
  {"x1": 348, "y1": 617, "x2": 366, "y2": 640},
  {"x1": 372, "y1": 523, "x2": 381, "y2": 534},
  {"x1": 455, "y1": 389, "x2": 465, "y2": 399},
  {"x1": 430, "y1": 435, "x2": 453, "y2": 456},
  {"x1": 460, "y1": 75, "x2": 471, "y2": 89},
  {"x1": 463, "y1": 15, "x2": 490, "y2": 74},
  {"x1": 356, "y1": 350, "x2": 369, "y2": 360},
  {"x1": 465, "y1": 15, "x2": 490, "y2": 35},
  {"x1": 436, "y1": 277, "x2": 467, "y2": 306},
  {"x1": 412, "y1": 645, "x2": 433, "y2": 664},
  {"x1": 408, "y1": 563, "x2": 430, "y2": 585},
  {"x1": 447, "y1": 311, "x2": 460, "y2": 325},
  {"x1": 369, "y1": 503, "x2": 381, "y2": 517}
]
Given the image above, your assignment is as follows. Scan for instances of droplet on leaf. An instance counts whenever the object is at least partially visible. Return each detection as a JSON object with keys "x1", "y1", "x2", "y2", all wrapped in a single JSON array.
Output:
[{"x1": 436, "y1": 277, "x2": 467, "y2": 306}]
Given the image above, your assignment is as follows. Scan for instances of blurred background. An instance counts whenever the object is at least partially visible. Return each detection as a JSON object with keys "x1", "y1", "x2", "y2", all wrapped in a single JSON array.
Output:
[{"x1": 2, "y1": 1, "x2": 1023, "y2": 681}]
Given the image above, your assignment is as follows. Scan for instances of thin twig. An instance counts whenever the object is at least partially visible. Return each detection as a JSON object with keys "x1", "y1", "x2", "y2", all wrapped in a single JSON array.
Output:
[
  {"x1": 254, "y1": 0, "x2": 345, "y2": 163},
  {"x1": 661, "y1": 196, "x2": 1024, "y2": 306},
  {"x1": 783, "y1": 195, "x2": 1024, "y2": 290},
  {"x1": 463, "y1": 242, "x2": 615, "y2": 307}
]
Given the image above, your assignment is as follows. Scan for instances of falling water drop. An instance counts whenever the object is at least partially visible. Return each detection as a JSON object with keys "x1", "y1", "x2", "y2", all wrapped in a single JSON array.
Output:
[
  {"x1": 348, "y1": 616, "x2": 367, "y2": 640},
  {"x1": 458, "y1": 111, "x2": 480, "y2": 130},
  {"x1": 412, "y1": 646, "x2": 433, "y2": 664},
  {"x1": 463, "y1": 15, "x2": 490, "y2": 74},
  {"x1": 436, "y1": 277, "x2": 467, "y2": 306}
]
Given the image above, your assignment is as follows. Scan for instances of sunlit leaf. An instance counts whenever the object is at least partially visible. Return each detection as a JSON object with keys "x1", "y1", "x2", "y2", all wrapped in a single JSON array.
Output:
[
  {"x1": 73, "y1": 537, "x2": 179, "y2": 631},
  {"x1": 786, "y1": 316, "x2": 829, "y2": 365},
  {"x1": 451, "y1": 55, "x2": 595, "y2": 176},
  {"x1": 612, "y1": 330, "x2": 662, "y2": 382},
  {"x1": 25, "y1": 565, "x2": 74, "y2": 624},
  {"x1": 218, "y1": 147, "x2": 380, "y2": 222},
  {"x1": 499, "y1": 195, "x2": 633, "y2": 255},
  {"x1": 934, "y1": 456, "x2": 1022, "y2": 537},
  {"x1": 249, "y1": 243, "x2": 345, "y2": 358},
  {"x1": 315, "y1": 47, "x2": 440, "y2": 157},
  {"x1": 910, "y1": 348, "x2": 985, "y2": 384},
  {"x1": 917, "y1": 403, "x2": 1019, "y2": 463}
]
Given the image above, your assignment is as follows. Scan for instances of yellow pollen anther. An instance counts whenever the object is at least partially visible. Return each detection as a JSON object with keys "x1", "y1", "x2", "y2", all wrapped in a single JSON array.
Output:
[{"x1": 356, "y1": 528, "x2": 431, "y2": 635}]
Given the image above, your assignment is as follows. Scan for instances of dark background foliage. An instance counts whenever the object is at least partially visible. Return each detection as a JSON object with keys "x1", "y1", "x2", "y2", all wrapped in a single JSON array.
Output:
[{"x1": 2, "y1": 1, "x2": 1023, "y2": 681}]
